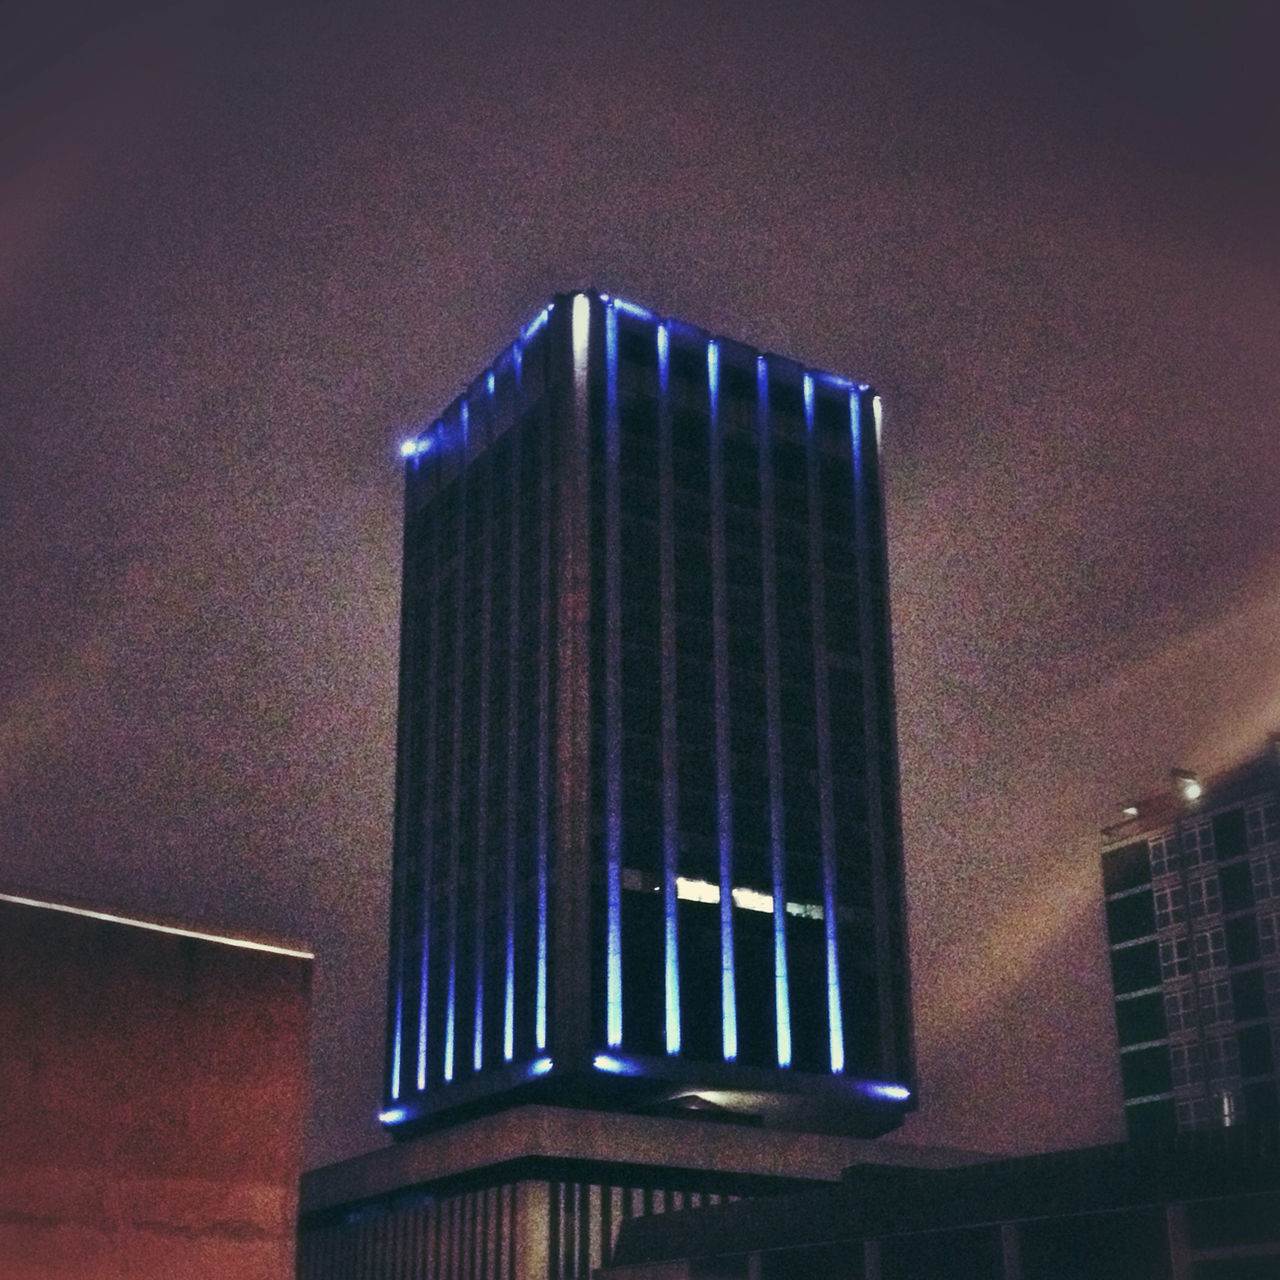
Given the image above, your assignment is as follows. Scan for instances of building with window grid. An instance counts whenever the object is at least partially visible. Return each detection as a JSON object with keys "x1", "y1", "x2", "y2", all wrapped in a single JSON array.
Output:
[
  {"x1": 1100, "y1": 738, "x2": 1280, "y2": 1140},
  {"x1": 382, "y1": 291, "x2": 914, "y2": 1139}
]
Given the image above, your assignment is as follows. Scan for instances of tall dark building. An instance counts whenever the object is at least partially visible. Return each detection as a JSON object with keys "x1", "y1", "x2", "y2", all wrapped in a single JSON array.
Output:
[{"x1": 381, "y1": 291, "x2": 914, "y2": 1138}]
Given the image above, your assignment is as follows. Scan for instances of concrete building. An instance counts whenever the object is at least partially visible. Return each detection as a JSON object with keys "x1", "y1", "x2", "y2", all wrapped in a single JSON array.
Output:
[
  {"x1": 1100, "y1": 738, "x2": 1280, "y2": 1140},
  {"x1": 0, "y1": 890, "x2": 311, "y2": 1280},
  {"x1": 297, "y1": 293, "x2": 930, "y2": 1278}
]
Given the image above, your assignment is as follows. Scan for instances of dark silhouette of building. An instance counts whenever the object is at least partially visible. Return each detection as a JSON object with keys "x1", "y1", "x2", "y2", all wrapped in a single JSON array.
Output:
[
  {"x1": 1101, "y1": 738, "x2": 1280, "y2": 1141},
  {"x1": 382, "y1": 291, "x2": 914, "y2": 1138}
]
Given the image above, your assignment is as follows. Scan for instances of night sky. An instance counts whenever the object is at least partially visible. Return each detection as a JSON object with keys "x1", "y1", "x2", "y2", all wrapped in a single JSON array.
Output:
[{"x1": 3, "y1": 0, "x2": 1278, "y2": 1167}]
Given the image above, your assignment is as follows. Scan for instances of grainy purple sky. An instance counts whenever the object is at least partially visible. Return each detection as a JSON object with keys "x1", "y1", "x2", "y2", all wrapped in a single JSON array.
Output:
[{"x1": 3, "y1": 0, "x2": 1277, "y2": 1166}]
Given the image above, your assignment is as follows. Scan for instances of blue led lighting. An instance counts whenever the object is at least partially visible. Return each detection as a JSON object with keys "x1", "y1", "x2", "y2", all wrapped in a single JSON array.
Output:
[
  {"x1": 605, "y1": 301, "x2": 624, "y2": 1049},
  {"x1": 521, "y1": 304, "x2": 551, "y2": 342},
  {"x1": 379, "y1": 1107, "x2": 410, "y2": 1125},
  {"x1": 400, "y1": 437, "x2": 431, "y2": 459},
  {"x1": 529, "y1": 1056, "x2": 554, "y2": 1077},
  {"x1": 390, "y1": 986, "x2": 403, "y2": 1101},
  {"x1": 593, "y1": 1053, "x2": 642, "y2": 1076},
  {"x1": 487, "y1": 370, "x2": 496, "y2": 396},
  {"x1": 708, "y1": 338, "x2": 738, "y2": 1064},
  {"x1": 610, "y1": 296, "x2": 654, "y2": 322},
  {"x1": 803, "y1": 372, "x2": 815, "y2": 424},
  {"x1": 861, "y1": 1082, "x2": 912, "y2": 1102},
  {"x1": 658, "y1": 320, "x2": 680, "y2": 1057}
]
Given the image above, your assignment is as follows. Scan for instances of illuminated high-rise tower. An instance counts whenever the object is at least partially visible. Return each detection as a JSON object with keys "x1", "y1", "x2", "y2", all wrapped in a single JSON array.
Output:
[{"x1": 381, "y1": 291, "x2": 914, "y2": 1138}]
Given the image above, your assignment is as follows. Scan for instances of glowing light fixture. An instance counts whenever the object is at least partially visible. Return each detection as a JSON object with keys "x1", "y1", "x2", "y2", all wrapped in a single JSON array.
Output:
[
  {"x1": 521, "y1": 304, "x2": 551, "y2": 342},
  {"x1": 593, "y1": 1053, "x2": 641, "y2": 1075},
  {"x1": 862, "y1": 1081, "x2": 911, "y2": 1101},
  {"x1": 400, "y1": 437, "x2": 431, "y2": 459},
  {"x1": 528, "y1": 1056, "x2": 554, "y2": 1077},
  {"x1": 1121, "y1": 802, "x2": 1140, "y2": 819},
  {"x1": 378, "y1": 1107, "x2": 410, "y2": 1125},
  {"x1": 1173, "y1": 769, "x2": 1203, "y2": 803}
]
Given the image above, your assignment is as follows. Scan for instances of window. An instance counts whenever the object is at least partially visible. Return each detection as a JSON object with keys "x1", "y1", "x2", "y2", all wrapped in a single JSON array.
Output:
[
  {"x1": 1252, "y1": 851, "x2": 1280, "y2": 901},
  {"x1": 1226, "y1": 916, "x2": 1261, "y2": 967},
  {"x1": 1259, "y1": 913, "x2": 1280, "y2": 959},
  {"x1": 1153, "y1": 884, "x2": 1185, "y2": 930},
  {"x1": 1213, "y1": 808, "x2": 1248, "y2": 862},
  {"x1": 1103, "y1": 841, "x2": 1152, "y2": 895},
  {"x1": 1120, "y1": 1045, "x2": 1172, "y2": 1099},
  {"x1": 1187, "y1": 874, "x2": 1222, "y2": 918},
  {"x1": 1176, "y1": 1097, "x2": 1210, "y2": 1129},
  {"x1": 1165, "y1": 987, "x2": 1197, "y2": 1034},
  {"x1": 1187, "y1": 820, "x2": 1216, "y2": 865},
  {"x1": 1111, "y1": 941, "x2": 1161, "y2": 994},
  {"x1": 1159, "y1": 935, "x2": 1191, "y2": 980},
  {"x1": 1194, "y1": 927, "x2": 1227, "y2": 972},
  {"x1": 1220, "y1": 862, "x2": 1255, "y2": 912},
  {"x1": 1115, "y1": 992, "x2": 1166, "y2": 1046},
  {"x1": 1232, "y1": 969, "x2": 1268, "y2": 1020},
  {"x1": 1106, "y1": 891, "x2": 1156, "y2": 944},
  {"x1": 1170, "y1": 1040, "x2": 1203, "y2": 1090},
  {"x1": 1149, "y1": 834, "x2": 1177, "y2": 876},
  {"x1": 1204, "y1": 1033, "x2": 1240, "y2": 1081},
  {"x1": 1238, "y1": 1024, "x2": 1274, "y2": 1077},
  {"x1": 1200, "y1": 979, "x2": 1233, "y2": 1026},
  {"x1": 1246, "y1": 799, "x2": 1280, "y2": 849}
]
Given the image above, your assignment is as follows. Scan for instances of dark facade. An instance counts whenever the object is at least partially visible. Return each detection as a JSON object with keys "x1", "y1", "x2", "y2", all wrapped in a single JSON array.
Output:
[
  {"x1": 1100, "y1": 739, "x2": 1280, "y2": 1141},
  {"x1": 382, "y1": 292, "x2": 914, "y2": 1137},
  {"x1": 599, "y1": 1132, "x2": 1280, "y2": 1280}
]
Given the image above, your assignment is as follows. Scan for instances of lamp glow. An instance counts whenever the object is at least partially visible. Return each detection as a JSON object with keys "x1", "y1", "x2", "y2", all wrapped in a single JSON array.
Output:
[
  {"x1": 862, "y1": 1082, "x2": 911, "y2": 1101},
  {"x1": 379, "y1": 1107, "x2": 410, "y2": 1125},
  {"x1": 529, "y1": 1056, "x2": 554, "y2": 1076},
  {"x1": 593, "y1": 1053, "x2": 641, "y2": 1075}
]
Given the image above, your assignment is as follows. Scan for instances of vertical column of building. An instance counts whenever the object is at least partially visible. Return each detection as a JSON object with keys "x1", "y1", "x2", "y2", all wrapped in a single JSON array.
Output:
[
  {"x1": 756, "y1": 357, "x2": 791, "y2": 1069},
  {"x1": 551, "y1": 294, "x2": 594, "y2": 1062},
  {"x1": 473, "y1": 387, "x2": 495, "y2": 1075},
  {"x1": 503, "y1": 358, "x2": 524, "y2": 1065},
  {"x1": 708, "y1": 339, "x2": 739, "y2": 1062},
  {"x1": 852, "y1": 390, "x2": 903, "y2": 1077},
  {"x1": 604, "y1": 303, "x2": 624, "y2": 1048},
  {"x1": 444, "y1": 402, "x2": 471, "y2": 1083},
  {"x1": 657, "y1": 322, "x2": 682, "y2": 1056},
  {"x1": 416, "y1": 458, "x2": 442, "y2": 1093},
  {"x1": 804, "y1": 374, "x2": 845, "y2": 1075},
  {"x1": 536, "y1": 334, "x2": 553, "y2": 1055}
]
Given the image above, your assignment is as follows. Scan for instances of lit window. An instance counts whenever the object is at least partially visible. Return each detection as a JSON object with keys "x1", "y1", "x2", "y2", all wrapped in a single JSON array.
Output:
[
  {"x1": 1154, "y1": 884, "x2": 1185, "y2": 930},
  {"x1": 1159, "y1": 935, "x2": 1191, "y2": 979},
  {"x1": 1246, "y1": 800, "x2": 1280, "y2": 849},
  {"x1": 1187, "y1": 874, "x2": 1222, "y2": 918}
]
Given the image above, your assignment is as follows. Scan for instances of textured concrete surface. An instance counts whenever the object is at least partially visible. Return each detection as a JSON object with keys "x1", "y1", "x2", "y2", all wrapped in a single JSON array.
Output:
[{"x1": 0, "y1": 894, "x2": 311, "y2": 1280}]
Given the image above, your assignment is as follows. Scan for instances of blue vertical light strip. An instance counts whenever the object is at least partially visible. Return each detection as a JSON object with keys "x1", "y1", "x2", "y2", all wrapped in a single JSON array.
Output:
[
  {"x1": 534, "y1": 312, "x2": 560, "y2": 1054},
  {"x1": 473, "y1": 388, "x2": 496, "y2": 1077},
  {"x1": 417, "y1": 461, "x2": 441, "y2": 1093},
  {"x1": 657, "y1": 323, "x2": 681, "y2": 1056},
  {"x1": 804, "y1": 373, "x2": 845, "y2": 1074},
  {"x1": 503, "y1": 348, "x2": 523, "y2": 1063},
  {"x1": 758, "y1": 356, "x2": 792, "y2": 1069},
  {"x1": 444, "y1": 401, "x2": 470, "y2": 1083},
  {"x1": 707, "y1": 339, "x2": 738, "y2": 1062},
  {"x1": 604, "y1": 301, "x2": 624, "y2": 1048}
]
